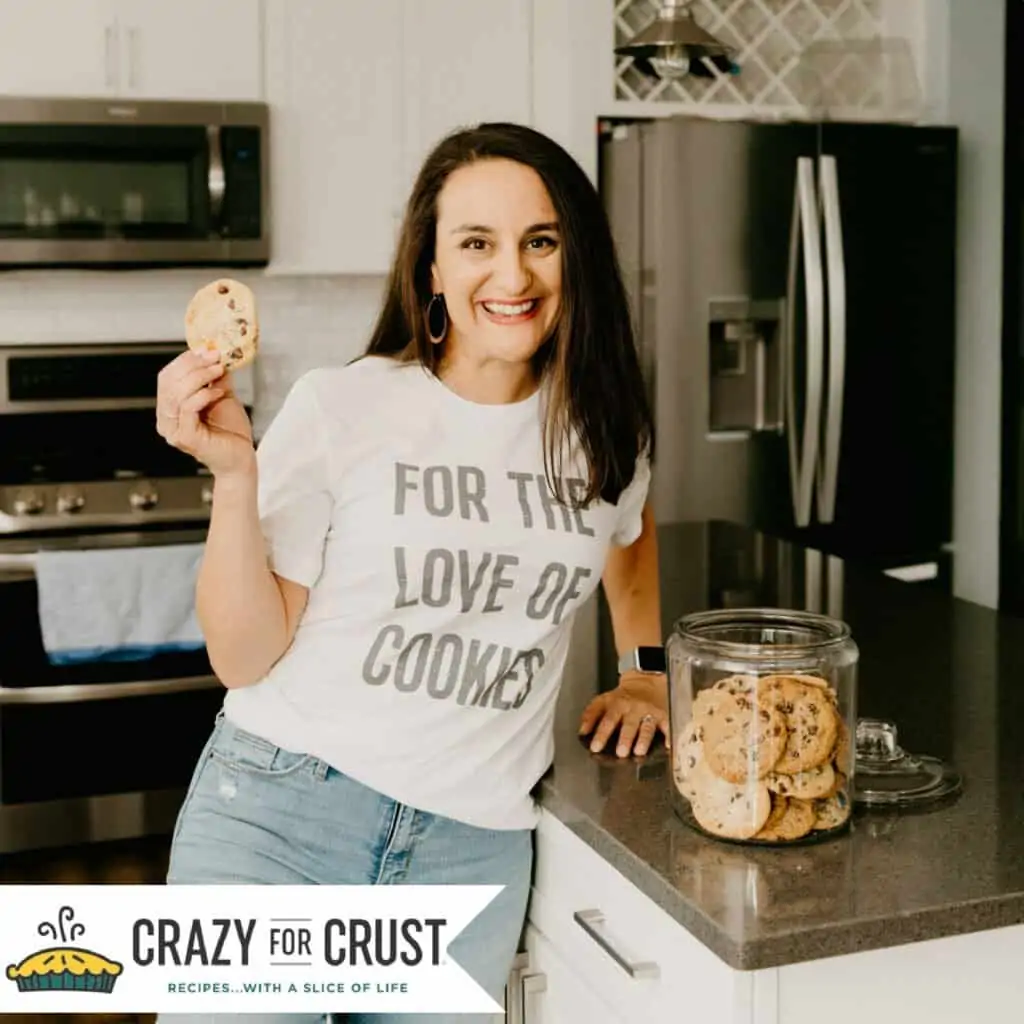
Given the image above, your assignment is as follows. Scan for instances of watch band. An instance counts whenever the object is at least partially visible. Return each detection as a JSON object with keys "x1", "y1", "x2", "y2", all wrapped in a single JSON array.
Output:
[{"x1": 617, "y1": 645, "x2": 666, "y2": 675}]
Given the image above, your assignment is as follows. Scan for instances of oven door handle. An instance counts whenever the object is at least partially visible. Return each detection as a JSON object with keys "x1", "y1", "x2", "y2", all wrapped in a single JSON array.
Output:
[
  {"x1": 0, "y1": 674, "x2": 221, "y2": 704},
  {"x1": 0, "y1": 552, "x2": 35, "y2": 575}
]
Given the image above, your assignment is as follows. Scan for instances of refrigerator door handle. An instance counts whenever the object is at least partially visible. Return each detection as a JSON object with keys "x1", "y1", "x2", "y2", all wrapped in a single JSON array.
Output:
[
  {"x1": 817, "y1": 155, "x2": 846, "y2": 524},
  {"x1": 785, "y1": 157, "x2": 826, "y2": 528},
  {"x1": 784, "y1": 171, "x2": 801, "y2": 521}
]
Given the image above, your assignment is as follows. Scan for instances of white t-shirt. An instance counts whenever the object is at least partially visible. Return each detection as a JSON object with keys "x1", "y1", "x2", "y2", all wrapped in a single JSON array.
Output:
[{"x1": 223, "y1": 356, "x2": 650, "y2": 830}]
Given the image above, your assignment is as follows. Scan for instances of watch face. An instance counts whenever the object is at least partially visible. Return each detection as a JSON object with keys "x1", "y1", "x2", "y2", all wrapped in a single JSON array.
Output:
[{"x1": 637, "y1": 646, "x2": 666, "y2": 673}]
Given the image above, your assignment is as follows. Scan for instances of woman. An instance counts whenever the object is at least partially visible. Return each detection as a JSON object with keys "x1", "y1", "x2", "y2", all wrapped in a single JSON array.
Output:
[{"x1": 155, "y1": 122, "x2": 667, "y2": 1024}]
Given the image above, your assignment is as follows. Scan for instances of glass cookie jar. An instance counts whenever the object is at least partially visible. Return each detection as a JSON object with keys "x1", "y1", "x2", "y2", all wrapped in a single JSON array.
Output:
[{"x1": 666, "y1": 609, "x2": 858, "y2": 846}]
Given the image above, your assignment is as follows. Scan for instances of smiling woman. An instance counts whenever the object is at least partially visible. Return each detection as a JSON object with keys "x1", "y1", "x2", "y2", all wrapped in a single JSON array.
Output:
[
  {"x1": 366, "y1": 122, "x2": 653, "y2": 508},
  {"x1": 153, "y1": 121, "x2": 665, "y2": 1024}
]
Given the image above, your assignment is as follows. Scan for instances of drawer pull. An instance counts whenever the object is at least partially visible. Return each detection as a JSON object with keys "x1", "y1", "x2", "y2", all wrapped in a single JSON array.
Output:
[
  {"x1": 521, "y1": 969, "x2": 547, "y2": 1023},
  {"x1": 573, "y1": 909, "x2": 660, "y2": 980},
  {"x1": 521, "y1": 971, "x2": 547, "y2": 996},
  {"x1": 504, "y1": 952, "x2": 529, "y2": 1024}
]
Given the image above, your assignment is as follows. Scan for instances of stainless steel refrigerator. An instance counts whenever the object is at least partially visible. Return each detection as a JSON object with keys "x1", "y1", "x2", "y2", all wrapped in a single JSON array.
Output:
[
  {"x1": 601, "y1": 116, "x2": 958, "y2": 586},
  {"x1": 1001, "y1": 0, "x2": 1023, "y2": 616}
]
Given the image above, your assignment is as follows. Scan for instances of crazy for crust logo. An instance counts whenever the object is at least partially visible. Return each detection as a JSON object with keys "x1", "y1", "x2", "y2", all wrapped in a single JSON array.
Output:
[{"x1": 6, "y1": 906, "x2": 123, "y2": 993}]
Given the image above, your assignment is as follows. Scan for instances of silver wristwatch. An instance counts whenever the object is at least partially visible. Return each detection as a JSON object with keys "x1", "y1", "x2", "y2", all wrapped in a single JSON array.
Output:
[{"x1": 617, "y1": 645, "x2": 666, "y2": 675}]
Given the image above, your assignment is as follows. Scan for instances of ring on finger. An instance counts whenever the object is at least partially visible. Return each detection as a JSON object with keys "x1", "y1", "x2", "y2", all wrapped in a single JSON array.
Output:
[{"x1": 640, "y1": 713, "x2": 656, "y2": 726}]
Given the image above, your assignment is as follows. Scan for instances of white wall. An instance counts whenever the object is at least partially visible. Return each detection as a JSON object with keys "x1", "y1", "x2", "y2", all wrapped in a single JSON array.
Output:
[
  {"x1": 0, "y1": 271, "x2": 386, "y2": 436},
  {"x1": 922, "y1": 0, "x2": 1006, "y2": 609}
]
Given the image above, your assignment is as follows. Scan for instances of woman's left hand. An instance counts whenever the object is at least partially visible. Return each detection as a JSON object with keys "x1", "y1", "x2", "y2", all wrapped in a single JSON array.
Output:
[{"x1": 578, "y1": 673, "x2": 670, "y2": 758}]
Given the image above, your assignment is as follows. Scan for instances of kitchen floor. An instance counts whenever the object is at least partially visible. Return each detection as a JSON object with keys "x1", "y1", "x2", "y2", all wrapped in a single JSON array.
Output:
[{"x1": 1, "y1": 834, "x2": 170, "y2": 1024}]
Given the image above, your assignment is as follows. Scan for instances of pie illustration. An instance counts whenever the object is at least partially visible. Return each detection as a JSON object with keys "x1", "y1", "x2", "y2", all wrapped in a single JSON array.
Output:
[{"x1": 6, "y1": 906, "x2": 122, "y2": 993}]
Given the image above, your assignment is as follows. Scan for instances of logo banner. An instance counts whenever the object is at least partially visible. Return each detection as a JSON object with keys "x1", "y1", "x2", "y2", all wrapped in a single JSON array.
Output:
[{"x1": 0, "y1": 885, "x2": 504, "y2": 1014}]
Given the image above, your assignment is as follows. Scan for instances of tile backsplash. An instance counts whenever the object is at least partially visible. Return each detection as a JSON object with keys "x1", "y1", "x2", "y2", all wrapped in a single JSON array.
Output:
[{"x1": 0, "y1": 270, "x2": 387, "y2": 436}]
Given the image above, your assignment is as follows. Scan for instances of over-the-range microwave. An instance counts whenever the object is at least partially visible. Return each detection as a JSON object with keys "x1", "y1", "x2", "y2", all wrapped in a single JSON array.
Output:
[{"x1": 0, "y1": 97, "x2": 269, "y2": 268}]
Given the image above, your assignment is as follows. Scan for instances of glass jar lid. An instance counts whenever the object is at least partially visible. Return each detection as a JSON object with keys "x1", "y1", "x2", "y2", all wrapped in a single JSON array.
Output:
[{"x1": 853, "y1": 718, "x2": 962, "y2": 806}]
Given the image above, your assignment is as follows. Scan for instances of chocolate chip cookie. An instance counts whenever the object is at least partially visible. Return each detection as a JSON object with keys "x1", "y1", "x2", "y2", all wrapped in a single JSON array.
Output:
[
  {"x1": 702, "y1": 691, "x2": 788, "y2": 783},
  {"x1": 833, "y1": 716, "x2": 852, "y2": 775},
  {"x1": 765, "y1": 761, "x2": 836, "y2": 800},
  {"x1": 711, "y1": 673, "x2": 758, "y2": 696},
  {"x1": 763, "y1": 678, "x2": 840, "y2": 774},
  {"x1": 753, "y1": 794, "x2": 816, "y2": 842},
  {"x1": 812, "y1": 786, "x2": 852, "y2": 831},
  {"x1": 672, "y1": 718, "x2": 706, "y2": 801},
  {"x1": 185, "y1": 278, "x2": 259, "y2": 369},
  {"x1": 691, "y1": 781, "x2": 772, "y2": 841},
  {"x1": 762, "y1": 672, "x2": 839, "y2": 706}
]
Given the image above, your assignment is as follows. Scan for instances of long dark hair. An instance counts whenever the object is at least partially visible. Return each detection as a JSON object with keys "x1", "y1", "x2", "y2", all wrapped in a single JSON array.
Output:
[{"x1": 364, "y1": 122, "x2": 654, "y2": 507}]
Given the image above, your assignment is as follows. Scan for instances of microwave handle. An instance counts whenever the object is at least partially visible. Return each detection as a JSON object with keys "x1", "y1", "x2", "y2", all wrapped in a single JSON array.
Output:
[{"x1": 207, "y1": 125, "x2": 226, "y2": 230}]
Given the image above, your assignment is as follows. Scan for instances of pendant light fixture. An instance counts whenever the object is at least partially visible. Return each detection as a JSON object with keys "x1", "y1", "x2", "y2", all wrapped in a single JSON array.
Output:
[{"x1": 615, "y1": 0, "x2": 735, "y2": 80}]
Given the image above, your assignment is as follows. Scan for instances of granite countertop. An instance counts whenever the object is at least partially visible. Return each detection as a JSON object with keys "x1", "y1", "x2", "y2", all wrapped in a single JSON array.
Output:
[{"x1": 538, "y1": 520, "x2": 1024, "y2": 971}]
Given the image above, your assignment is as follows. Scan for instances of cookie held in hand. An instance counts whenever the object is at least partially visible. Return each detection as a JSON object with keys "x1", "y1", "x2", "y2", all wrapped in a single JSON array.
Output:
[{"x1": 185, "y1": 278, "x2": 259, "y2": 369}]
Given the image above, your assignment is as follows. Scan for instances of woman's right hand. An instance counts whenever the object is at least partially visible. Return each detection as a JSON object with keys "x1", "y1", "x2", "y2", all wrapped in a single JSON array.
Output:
[{"x1": 156, "y1": 349, "x2": 255, "y2": 478}]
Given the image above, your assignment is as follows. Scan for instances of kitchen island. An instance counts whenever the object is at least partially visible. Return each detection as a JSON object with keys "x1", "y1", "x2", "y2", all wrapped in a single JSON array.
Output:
[{"x1": 524, "y1": 520, "x2": 1024, "y2": 1023}]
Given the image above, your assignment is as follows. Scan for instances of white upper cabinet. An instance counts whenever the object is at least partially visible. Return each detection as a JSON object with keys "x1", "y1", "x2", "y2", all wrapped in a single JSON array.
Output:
[
  {"x1": 401, "y1": 0, "x2": 533, "y2": 199},
  {"x1": 114, "y1": 0, "x2": 261, "y2": 101},
  {"x1": 266, "y1": 0, "x2": 533, "y2": 276},
  {"x1": 0, "y1": 0, "x2": 261, "y2": 101},
  {"x1": 530, "y1": 0, "x2": 609, "y2": 184},
  {"x1": 0, "y1": 0, "x2": 118, "y2": 98},
  {"x1": 263, "y1": 0, "x2": 404, "y2": 276}
]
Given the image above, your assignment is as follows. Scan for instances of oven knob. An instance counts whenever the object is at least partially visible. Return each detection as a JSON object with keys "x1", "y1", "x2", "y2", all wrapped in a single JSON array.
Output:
[
  {"x1": 12, "y1": 489, "x2": 45, "y2": 516},
  {"x1": 128, "y1": 482, "x2": 159, "y2": 511},
  {"x1": 56, "y1": 487, "x2": 86, "y2": 514}
]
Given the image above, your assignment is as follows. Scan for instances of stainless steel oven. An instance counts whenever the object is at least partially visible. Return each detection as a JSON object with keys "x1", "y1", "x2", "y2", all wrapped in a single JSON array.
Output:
[
  {"x1": 0, "y1": 342, "x2": 252, "y2": 853},
  {"x1": 0, "y1": 97, "x2": 268, "y2": 268}
]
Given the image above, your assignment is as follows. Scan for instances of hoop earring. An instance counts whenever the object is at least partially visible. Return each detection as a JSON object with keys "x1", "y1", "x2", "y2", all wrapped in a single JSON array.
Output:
[{"x1": 426, "y1": 293, "x2": 448, "y2": 343}]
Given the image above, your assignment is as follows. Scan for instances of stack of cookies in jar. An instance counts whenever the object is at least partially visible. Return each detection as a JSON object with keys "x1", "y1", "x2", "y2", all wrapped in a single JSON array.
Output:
[{"x1": 673, "y1": 673, "x2": 852, "y2": 843}]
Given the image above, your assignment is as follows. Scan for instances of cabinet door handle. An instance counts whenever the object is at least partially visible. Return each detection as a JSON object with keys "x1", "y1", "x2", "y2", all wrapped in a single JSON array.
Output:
[
  {"x1": 127, "y1": 27, "x2": 140, "y2": 90},
  {"x1": 520, "y1": 970, "x2": 546, "y2": 1023},
  {"x1": 104, "y1": 24, "x2": 117, "y2": 89},
  {"x1": 573, "y1": 909, "x2": 660, "y2": 980}
]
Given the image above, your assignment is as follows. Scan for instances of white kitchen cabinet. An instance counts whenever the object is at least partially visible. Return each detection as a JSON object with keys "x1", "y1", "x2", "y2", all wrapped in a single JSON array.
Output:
[
  {"x1": 400, "y1": 0, "x2": 533, "y2": 201},
  {"x1": 0, "y1": 0, "x2": 117, "y2": 98},
  {"x1": 530, "y1": 0, "x2": 609, "y2": 184},
  {"x1": 263, "y1": 0, "x2": 403, "y2": 276},
  {"x1": 114, "y1": 0, "x2": 261, "y2": 101},
  {"x1": 513, "y1": 923, "x2": 626, "y2": 1024},
  {"x1": 530, "y1": 809, "x2": 743, "y2": 1023},
  {"x1": 774, "y1": 926, "x2": 1024, "y2": 1024},
  {"x1": 0, "y1": 0, "x2": 260, "y2": 101},
  {"x1": 532, "y1": 808, "x2": 1024, "y2": 1023},
  {"x1": 264, "y1": 0, "x2": 533, "y2": 276}
]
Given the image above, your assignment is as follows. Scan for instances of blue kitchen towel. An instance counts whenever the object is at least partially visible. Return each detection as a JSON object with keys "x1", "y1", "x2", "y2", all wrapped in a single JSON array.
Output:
[{"x1": 34, "y1": 543, "x2": 206, "y2": 665}]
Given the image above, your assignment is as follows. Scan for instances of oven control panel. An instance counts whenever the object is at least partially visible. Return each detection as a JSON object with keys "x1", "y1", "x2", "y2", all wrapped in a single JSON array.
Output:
[
  {"x1": 0, "y1": 341, "x2": 251, "y2": 536},
  {"x1": 0, "y1": 477, "x2": 213, "y2": 534}
]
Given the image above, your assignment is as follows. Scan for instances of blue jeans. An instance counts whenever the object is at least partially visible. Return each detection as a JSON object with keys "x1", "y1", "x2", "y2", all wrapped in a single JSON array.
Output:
[{"x1": 158, "y1": 712, "x2": 533, "y2": 1024}]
